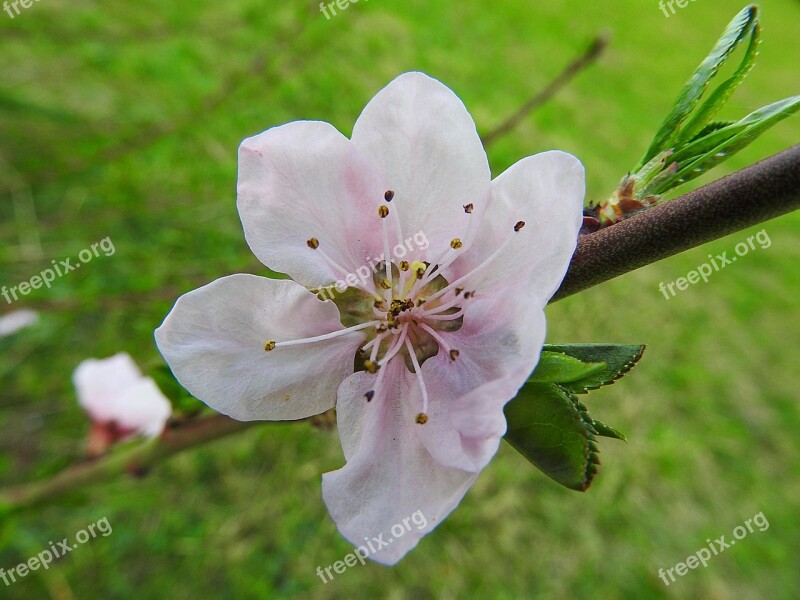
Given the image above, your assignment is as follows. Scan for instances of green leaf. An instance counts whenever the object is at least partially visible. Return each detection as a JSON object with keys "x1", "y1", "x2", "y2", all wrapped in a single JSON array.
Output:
[
  {"x1": 649, "y1": 95, "x2": 800, "y2": 194},
  {"x1": 542, "y1": 344, "x2": 646, "y2": 394},
  {"x1": 636, "y1": 5, "x2": 759, "y2": 170},
  {"x1": 591, "y1": 420, "x2": 628, "y2": 442},
  {"x1": 504, "y1": 383, "x2": 600, "y2": 491},
  {"x1": 529, "y1": 351, "x2": 606, "y2": 384}
]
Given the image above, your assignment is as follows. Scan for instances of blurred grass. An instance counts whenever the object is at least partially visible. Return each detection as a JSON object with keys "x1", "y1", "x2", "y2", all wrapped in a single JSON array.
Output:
[{"x1": 0, "y1": 0, "x2": 798, "y2": 598}]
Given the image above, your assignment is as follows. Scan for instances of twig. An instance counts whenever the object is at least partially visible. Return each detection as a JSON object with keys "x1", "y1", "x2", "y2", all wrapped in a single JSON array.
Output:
[
  {"x1": 552, "y1": 144, "x2": 800, "y2": 301},
  {"x1": 482, "y1": 32, "x2": 610, "y2": 148},
  {"x1": 0, "y1": 415, "x2": 255, "y2": 512}
]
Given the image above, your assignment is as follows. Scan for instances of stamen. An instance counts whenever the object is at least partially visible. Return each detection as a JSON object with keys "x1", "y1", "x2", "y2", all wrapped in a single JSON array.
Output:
[
  {"x1": 380, "y1": 207, "x2": 394, "y2": 302},
  {"x1": 514, "y1": 220, "x2": 526, "y2": 232},
  {"x1": 317, "y1": 247, "x2": 380, "y2": 298},
  {"x1": 450, "y1": 238, "x2": 463, "y2": 250},
  {"x1": 464, "y1": 203, "x2": 474, "y2": 214},
  {"x1": 378, "y1": 205, "x2": 390, "y2": 218},
  {"x1": 384, "y1": 190, "x2": 395, "y2": 202},
  {"x1": 405, "y1": 337, "x2": 429, "y2": 415},
  {"x1": 271, "y1": 320, "x2": 379, "y2": 350},
  {"x1": 364, "y1": 360, "x2": 379, "y2": 374},
  {"x1": 416, "y1": 413, "x2": 429, "y2": 425},
  {"x1": 307, "y1": 237, "x2": 320, "y2": 249},
  {"x1": 449, "y1": 349, "x2": 460, "y2": 361},
  {"x1": 417, "y1": 322, "x2": 452, "y2": 354},
  {"x1": 364, "y1": 390, "x2": 375, "y2": 402},
  {"x1": 399, "y1": 260, "x2": 410, "y2": 271},
  {"x1": 424, "y1": 223, "x2": 522, "y2": 304}
]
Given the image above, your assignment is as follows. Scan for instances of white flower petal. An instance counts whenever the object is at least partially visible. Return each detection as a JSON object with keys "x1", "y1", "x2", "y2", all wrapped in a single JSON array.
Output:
[
  {"x1": 238, "y1": 121, "x2": 389, "y2": 288},
  {"x1": 323, "y1": 361, "x2": 478, "y2": 565},
  {"x1": 0, "y1": 309, "x2": 39, "y2": 337},
  {"x1": 351, "y1": 72, "x2": 492, "y2": 261},
  {"x1": 446, "y1": 150, "x2": 585, "y2": 304},
  {"x1": 155, "y1": 274, "x2": 364, "y2": 421}
]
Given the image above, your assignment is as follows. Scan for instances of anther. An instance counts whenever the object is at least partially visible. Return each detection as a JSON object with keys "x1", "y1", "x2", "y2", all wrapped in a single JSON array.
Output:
[
  {"x1": 264, "y1": 340, "x2": 276, "y2": 352},
  {"x1": 364, "y1": 360, "x2": 380, "y2": 374},
  {"x1": 365, "y1": 390, "x2": 375, "y2": 402},
  {"x1": 464, "y1": 203, "x2": 474, "y2": 214},
  {"x1": 455, "y1": 286, "x2": 465, "y2": 295},
  {"x1": 384, "y1": 190, "x2": 395, "y2": 202},
  {"x1": 307, "y1": 238, "x2": 320, "y2": 249},
  {"x1": 378, "y1": 206, "x2": 390, "y2": 218},
  {"x1": 450, "y1": 238, "x2": 463, "y2": 250},
  {"x1": 464, "y1": 290, "x2": 475, "y2": 299},
  {"x1": 514, "y1": 221, "x2": 526, "y2": 232},
  {"x1": 379, "y1": 278, "x2": 392, "y2": 290},
  {"x1": 449, "y1": 349, "x2": 460, "y2": 361},
  {"x1": 399, "y1": 261, "x2": 410, "y2": 271},
  {"x1": 416, "y1": 413, "x2": 429, "y2": 425},
  {"x1": 416, "y1": 297, "x2": 426, "y2": 306}
]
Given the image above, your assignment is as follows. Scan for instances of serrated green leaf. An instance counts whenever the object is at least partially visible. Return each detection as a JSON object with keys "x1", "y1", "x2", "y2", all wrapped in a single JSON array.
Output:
[
  {"x1": 591, "y1": 420, "x2": 628, "y2": 442},
  {"x1": 636, "y1": 5, "x2": 759, "y2": 169},
  {"x1": 542, "y1": 344, "x2": 646, "y2": 394},
  {"x1": 529, "y1": 351, "x2": 606, "y2": 384},
  {"x1": 504, "y1": 383, "x2": 599, "y2": 492}
]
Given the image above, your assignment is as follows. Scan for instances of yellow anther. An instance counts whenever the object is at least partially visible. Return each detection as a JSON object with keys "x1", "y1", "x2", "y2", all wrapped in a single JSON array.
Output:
[
  {"x1": 449, "y1": 349, "x2": 460, "y2": 361},
  {"x1": 514, "y1": 220, "x2": 526, "y2": 232},
  {"x1": 264, "y1": 340, "x2": 276, "y2": 352},
  {"x1": 464, "y1": 203, "x2": 474, "y2": 214},
  {"x1": 364, "y1": 360, "x2": 379, "y2": 374},
  {"x1": 307, "y1": 238, "x2": 320, "y2": 249},
  {"x1": 416, "y1": 413, "x2": 429, "y2": 425},
  {"x1": 378, "y1": 205, "x2": 390, "y2": 218},
  {"x1": 399, "y1": 260, "x2": 410, "y2": 271},
  {"x1": 450, "y1": 238, "x2": 463, "y2": 250}
]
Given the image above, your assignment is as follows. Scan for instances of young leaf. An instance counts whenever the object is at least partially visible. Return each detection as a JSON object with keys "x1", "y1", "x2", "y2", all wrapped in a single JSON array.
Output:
[
  {"x1": 636, "y1": 4, "x2": 759, "y2": 169},
  {"x1": 591, "y1": 420, "x2": 628, "y2": 442},
  {"x1": 504, "y1": 383, "x2": 599, "y2": 491},
  {"x1": 529, "y1": 351, "x2": 606, "y2": 384},
  {"x1": 542, "y1": 344, "x2": 646, "y2": 394}
]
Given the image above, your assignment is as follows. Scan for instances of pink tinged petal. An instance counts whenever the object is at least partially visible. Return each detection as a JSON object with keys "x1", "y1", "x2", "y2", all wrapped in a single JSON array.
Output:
[
  {"x1": 350, "y1": 72, "x2": 492, "y2": 261},
  {"x1": 323, "y1": 361, "x2": 478, "y2": 566},
  {"x1": 415, "y1": 297, "x2": 547, "y2": 471},
  {"x1": 446, "y1": 150, "x2": 585, "y2": 304},
  {"x1": 154, "y1": 274, "x2": 364, "y2": 422},
  {"x1": 237, "y1": 121, "x2": 389, "y2": 289},
  {"x1": 72, "y1": 353, "x2": 171, "y2": 438}
]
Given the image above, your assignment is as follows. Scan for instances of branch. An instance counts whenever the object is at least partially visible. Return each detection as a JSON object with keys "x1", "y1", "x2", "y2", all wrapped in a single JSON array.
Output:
[
  {"x1": 553, "y1": 144, "x2": 800, "y2": 301},
  {"x1": 0, "y1": 415, "x2": 255, "y2": 512},
  {"x1": 482, "y1": 32, "x2": 609, "y2": 148}
]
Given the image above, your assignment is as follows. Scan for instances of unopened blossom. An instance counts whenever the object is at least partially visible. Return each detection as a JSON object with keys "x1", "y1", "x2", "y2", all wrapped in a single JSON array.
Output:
[
  {"x1": 0, "y1": 309, "x2": 39, "y2": 337},
  {"x1": 155, "y1": 72, "x2": 585, "y2": 564},
  {"x1": 73, "y1": 353, "x2": 172, "y2": 455}
]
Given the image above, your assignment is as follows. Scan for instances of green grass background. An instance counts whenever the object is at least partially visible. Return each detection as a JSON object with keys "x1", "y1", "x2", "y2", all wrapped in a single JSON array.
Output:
[{"x1": 1, "y1": 0, "x2": 798, "y2": 598}]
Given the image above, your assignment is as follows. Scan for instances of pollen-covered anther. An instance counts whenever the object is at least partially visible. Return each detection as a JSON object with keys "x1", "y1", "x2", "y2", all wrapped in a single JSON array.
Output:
[
  {"x1": 463, "y1": 290, "x2": 476, "y2": 299},
  {"x1": 449, "y1": 349, "x2": 460, "y2": 361},
  {"x1": 450, "y1": 238, "x2": 463, "y2": 250},
  {"x1": 379, "y1": 278, "x2": 392, "y2": 290},
  {"x1": 364, "y1": 360, "x2": 380, "y2": 374},
  {"x1": 264, "y1": 340, "x2": 276, "y2": 352},
  {"x1": 384, "y1": 190, "x2": 395, "y2": 202},
  {"x1": 364, "y1": 390, "x2": 375, "y2": 402},
  {"x1": 416, "y1": 413, "x2": 429, "y2": 425},
  {"x1": 464, "y1": 203, "x2": 474, "y2": 214},
  {"x1": 376, "y1": 323, "x2": 388, "y2": 332},
  {"x1": 416, "y1": 297, "x2": 426, "y2": 307},
  {"x1": 514, "y1": 220, "x2": 526, "y2": 232},
  {"x1": 378, "y1": 205, "x2": 390, "y2": 218},
  {"x1": 374, "y1": 299, "x2": 387, "y2": 310},
  {"x1": 455, "y1": 286, "x2": 465, "y2": 296},
  {"x1": 399, "y1": 260, "x2": 410, "y2": 271},
  {"x1": 306, "y1": 237, "x2": 320, "y2": 249}
]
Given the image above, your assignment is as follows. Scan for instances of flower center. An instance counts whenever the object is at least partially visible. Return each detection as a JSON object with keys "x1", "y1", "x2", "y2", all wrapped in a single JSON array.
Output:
[{"x1": 263, "y1": 190, "x2": 526, "y2": 425}]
